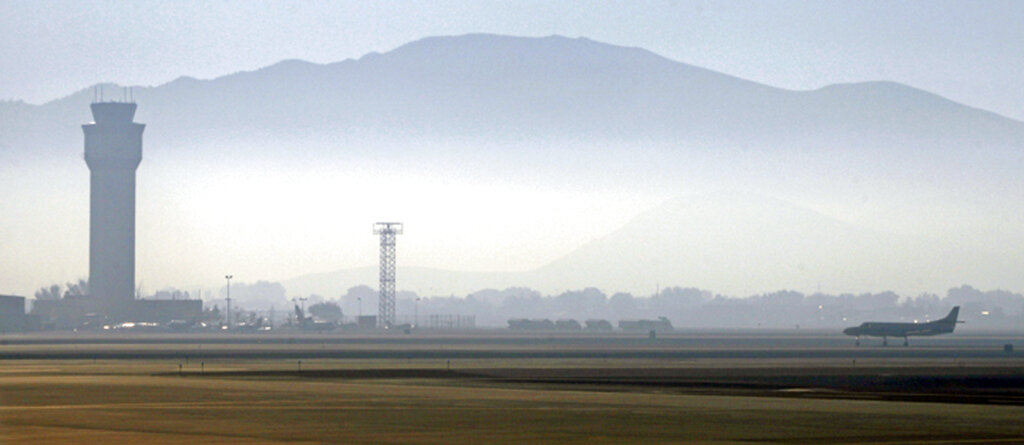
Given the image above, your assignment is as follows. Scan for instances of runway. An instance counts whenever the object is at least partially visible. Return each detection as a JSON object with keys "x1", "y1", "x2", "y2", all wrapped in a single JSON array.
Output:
[
  {"x1": 0, "y1": 330, "x2": 1020, "y2": 361},
  {"x1": 2, "y1": 331, "x2": 1023, "y2": 442}
]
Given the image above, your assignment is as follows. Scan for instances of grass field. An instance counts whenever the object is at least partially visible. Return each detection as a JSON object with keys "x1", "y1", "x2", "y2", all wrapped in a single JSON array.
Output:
[{"x1": 1, "y1": 333, "x2": 1023, "y2": 443}]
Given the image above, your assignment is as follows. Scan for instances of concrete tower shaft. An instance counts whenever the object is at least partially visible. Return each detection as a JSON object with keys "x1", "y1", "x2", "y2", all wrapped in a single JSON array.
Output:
[{"x1": 82, "y1": 102, "x2": 144, "y2": 321}]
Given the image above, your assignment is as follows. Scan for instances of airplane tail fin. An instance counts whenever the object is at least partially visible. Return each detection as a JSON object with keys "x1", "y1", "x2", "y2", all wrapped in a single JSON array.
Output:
[
  {"x1": 937, "y1": 306, "x2": 960, "y2": 333},
  {"x1": 942, "y1": 306, "x2": 960, "y2": 323}
]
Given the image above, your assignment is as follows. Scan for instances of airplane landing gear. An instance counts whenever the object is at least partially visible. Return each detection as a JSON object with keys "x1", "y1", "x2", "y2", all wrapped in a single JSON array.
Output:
[
  {"x1": 855, "y1": 337, "x2": 860, "y2": 347},
  {"x1": 903, "y1": 337, "x2": 909, "y2": 347}
]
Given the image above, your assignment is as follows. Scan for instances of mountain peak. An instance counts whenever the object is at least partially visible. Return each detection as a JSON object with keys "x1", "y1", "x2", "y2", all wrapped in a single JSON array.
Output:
[{"x1": 379, "y1": 33, "x2": 673, "y2": 67}]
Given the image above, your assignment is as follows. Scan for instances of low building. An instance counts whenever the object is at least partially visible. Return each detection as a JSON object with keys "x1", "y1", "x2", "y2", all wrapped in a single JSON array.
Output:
[
  {"x1": 32, "y1": 297, "x2": 103, "y2": 330},
  {"x1": 584, "y1": 319, "x2": 614, "y2": 332},
  {"x1": 508, "y1": 318, "x2": 556, "y2": 331},
  {"x1": 357, "y1": 315, "x2": 377, "y2": 329},
  {"x1": 133, "y1": 299, "x2": 203, "y2": 324},
  {"x1": 31, "y1": 297, "x2": 202, "y2": 330},
  {"x1": 618, "y1": 317, "x2": 674, "y2": 333},
  {"x1": 0, "y1": 295, "x2": 37, "y2": 332},
  {"x1": 555, "y1": 319, "x2": 582, "y2": 332},
  {"x1": 425, "y1": 314, "x2": 476, "y2": 329}
]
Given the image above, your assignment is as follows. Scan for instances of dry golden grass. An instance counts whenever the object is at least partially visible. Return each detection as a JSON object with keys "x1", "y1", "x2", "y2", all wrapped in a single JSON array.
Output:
[{"x1": 0, "y1": 358, "x2": 1023, "y2": 444}]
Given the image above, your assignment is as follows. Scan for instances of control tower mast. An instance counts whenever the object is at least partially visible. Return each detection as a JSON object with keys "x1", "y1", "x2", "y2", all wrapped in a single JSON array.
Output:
[
  {"x1": 82, "y1": 93, "x2": 144, "y2": 321},
  {"x1": 373, "y1": 222, "x2": 403, "y2": 328}
]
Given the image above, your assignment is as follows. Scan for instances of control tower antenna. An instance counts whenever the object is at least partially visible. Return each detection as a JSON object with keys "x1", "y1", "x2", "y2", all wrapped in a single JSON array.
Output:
[{"x1": 373, "y1": 222, "x2": 403, "y2": 328}]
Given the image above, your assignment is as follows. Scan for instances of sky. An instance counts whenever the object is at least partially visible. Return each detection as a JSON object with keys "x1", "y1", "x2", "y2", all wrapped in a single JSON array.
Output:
[{"x1": 1, "y1": 0, "x2": 1023, "y2": 121}]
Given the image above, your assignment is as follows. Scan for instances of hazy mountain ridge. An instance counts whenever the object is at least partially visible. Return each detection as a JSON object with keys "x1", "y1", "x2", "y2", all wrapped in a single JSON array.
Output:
[
  {"x1": 282, "y1": 191, "x2": 1018, "y2": 298},
  {"x1": 533, "y1": 192, "x2": 1015, "y2": 296},
  {"x1": 4, "y1": 34, "x2": 1023, "y2": 162}
]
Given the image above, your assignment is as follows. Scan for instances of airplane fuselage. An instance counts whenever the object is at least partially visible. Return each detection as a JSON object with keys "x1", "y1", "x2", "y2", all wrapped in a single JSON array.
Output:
[
  {"x1": 843, "y1": 321, "x2": 953, "y2": 338},
  {"x1": 843, "y1": 307, "x2": 959, "y2": 345}
]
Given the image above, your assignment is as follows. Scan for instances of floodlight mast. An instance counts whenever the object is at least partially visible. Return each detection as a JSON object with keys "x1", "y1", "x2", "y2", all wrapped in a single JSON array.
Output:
[{"x1": 373, "y1": 222, "x2": 403, "y2": 328}]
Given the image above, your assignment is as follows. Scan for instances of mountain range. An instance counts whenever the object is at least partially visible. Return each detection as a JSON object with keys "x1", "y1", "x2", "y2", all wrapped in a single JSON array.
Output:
[
  {"x1": 2, "y1": 34, "x2": 1022, "y2": 298},
  {"x1": 5, "y1": 34, "x2": 1023, "y2": 163}
]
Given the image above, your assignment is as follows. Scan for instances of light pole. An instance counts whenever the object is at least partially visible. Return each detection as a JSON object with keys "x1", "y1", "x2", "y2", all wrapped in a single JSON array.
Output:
[
  {"x1": 224, "y1": 275, "x2": 233, "y2": 329},
  {"x1": 414, "y1": 297, "x2": 421, "y2": 328}
]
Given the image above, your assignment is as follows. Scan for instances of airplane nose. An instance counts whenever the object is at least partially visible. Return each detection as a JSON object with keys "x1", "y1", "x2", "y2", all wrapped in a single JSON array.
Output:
[{"x1": 842, "y1": 328, "x2": 853, "y2": 335}]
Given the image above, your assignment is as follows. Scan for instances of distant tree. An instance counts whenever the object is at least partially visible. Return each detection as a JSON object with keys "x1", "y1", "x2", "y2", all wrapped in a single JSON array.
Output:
[
  {"x1": 852, "y1": 291, "x2": 899, "y2": 310},
  {"x1": 655, "y1": 287, "x2": 709, "y2": 306},
  {"x1": 498, "y1": 291, "x2": 547, "y2": 320},
  {"x1": 902, "y1": 293, "x2": 942, "y2": 313},
  {"x1": 651, "y1": 287, "x2": 709, "y2": 314},
  {"x1": 342, "y1": 285, "x2": 377, "y2": 303},
  {"x1": 308, "y1": 301, "x2": 343, "y2": 322},
  {"x1": 200, "y1": 305, "x2": 221, "y2": 323},
  {"x1": 341, "y1": 285, "x2": 379, "y2": 316},
  {"x1": 152, "y1": 288, "x2": 189, "y2": 300},
  {"x1": 34, "y1": 284, "x2": 62, "y2": 300},
  {"x1": 609, "y1": 292, "x2": 637, "y2": 318},
  {"x1": 758, "y1": 290, "x2": 804, "y2": 307},
  {"x1": 221, "y1": 281, "x2": 288, "y2": 310},
  {"x1": 466, "y1": 289, "x2": 508, "y2": 306},
  {"x1": 945, "y1": 285, "x2": 1024, "y2": 320},
  {"x1": 553, "y1": 288, "x2": 606, "y2": 318},
  {"x1": 63, "y1": 279, "x2": 88, "y2": 299}
]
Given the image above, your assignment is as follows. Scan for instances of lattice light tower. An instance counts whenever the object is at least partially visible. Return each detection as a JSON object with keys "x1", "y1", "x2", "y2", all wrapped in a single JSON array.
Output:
[{"x1": 373, "y1": 222, "x2": 403, "y2": 328}]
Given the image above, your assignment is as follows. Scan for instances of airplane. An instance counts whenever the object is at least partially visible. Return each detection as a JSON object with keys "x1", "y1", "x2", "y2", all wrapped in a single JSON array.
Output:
[{"x1": 843, "y1": 306, "x2": 961, "y2": 346}]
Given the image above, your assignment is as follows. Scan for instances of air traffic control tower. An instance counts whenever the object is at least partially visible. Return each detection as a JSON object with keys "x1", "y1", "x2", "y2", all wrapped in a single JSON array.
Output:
[{"x1": 83, "y1": 101, "x2": 144, "y2": 321}]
